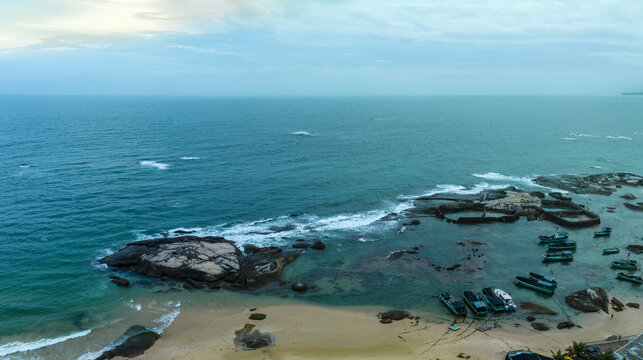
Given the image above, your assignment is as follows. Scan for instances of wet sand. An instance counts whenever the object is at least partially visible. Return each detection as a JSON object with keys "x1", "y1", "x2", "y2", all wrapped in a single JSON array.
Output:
[{"x1": 130, "y1": 300, "x2": 643, "y2": 360}]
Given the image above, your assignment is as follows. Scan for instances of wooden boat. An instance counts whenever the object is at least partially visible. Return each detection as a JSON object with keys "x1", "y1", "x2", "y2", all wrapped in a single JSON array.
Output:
[
  {"x1": 616, "y1": 272, "x2": 643, "y2": 284},
  {"x1": 440, "y1": 291, "x2": 467, "y2": 316},
  {"x1": 528, "y1": 272, "x2": 557, "y2": 287},
  {"x1": 547, "y1": 241, "x2": 576, "y2": 252},
  {"x1": 514, "y1": 276, "x2": 555, "y2": 294},
  {"x1": 482, "y1": 287, "x2": 507, "y2": 312},
  {"x1": 542, "y1": 250, "x2": 573, "y2": 263},
  {"x1": 602, "y1": 248, "x2": 619, "y2": 255},
  {"x1": 538, "y1": 231, "x2": 568, "y2": 243},
  {"x1": 611, "y1": 259, "x2": 639, "y2": 270},
  {"x1": 493, "y1": 288, "x2": 517, "y2": 311},
  {"x1": 463, "y1": 291, "x2": 488, "y2": 316},
  {"x1": 594, "y1": 227, "x2": 612, "y2": 237}
]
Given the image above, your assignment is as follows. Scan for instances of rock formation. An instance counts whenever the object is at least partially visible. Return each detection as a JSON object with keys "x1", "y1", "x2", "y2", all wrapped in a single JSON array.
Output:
[{"x1": 565, "y1": 287, "x2": 610, "y2": 313}]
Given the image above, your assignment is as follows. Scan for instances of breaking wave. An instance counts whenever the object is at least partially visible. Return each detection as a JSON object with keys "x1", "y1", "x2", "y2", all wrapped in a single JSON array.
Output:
[
  {"x1": 139, "y1": 161, "x2": 169, "y2": 170},
  {"x1": 290, "y1": 131, "x2": 311, "y2": 136},
  {"x1": 562, "y1": 137, "x2": 577, "y2": 141},
  {"x1": 570, "y1": 133, "x2": 600, "y2": 138},
  {"x1": 605, "y1": 135, "x2": 632, "y2": 140},
  {"x1": 180, "y1": 156, "x2": 200, "y2": 160},
  {"x1": 471, "y1": 172, "x2": 542, "y2": 188},
  {"x1": 0, "y1": 329, "x2": 92, "y2": 356}
]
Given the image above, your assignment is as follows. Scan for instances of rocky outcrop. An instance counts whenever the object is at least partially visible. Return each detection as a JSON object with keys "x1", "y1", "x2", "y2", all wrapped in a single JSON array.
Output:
[
  {"x1": 100, "y1": 236, "x2": 301, "y2": 290},
  {"x1": 234, "y1": 323, "x2": 274, "y2": 350},
  {"x1": 565, "y1": 287, "x2": 610, "y2": 313},
  {"x1": 531, "y1": 322, "x2": 550, "y2": 331},
  {"x1": 378, "y1": 310, "x2": 410, "y2": 321},
  {"x1": 534, "y1": 173, "x2": 642, "y2": 195},
  {"x1": 520, "y1": 301, "x2": 558, "y2": 315},
  {"x1": 611, "y1": 297, "x2": 625, "y2": 312},
  {"x1": 626, "y1": 302, "x2": 639, "y2": 309},
  {"x1": 557, "y1": 321, "x2": 575, "y2": 329},
  {"x1": 96, "y1": 326, "x2": 159, "y2": 359},
  {"x1": 291, "y1": 282, "x2": 308, "y2": 292},
  {"x1": 310, "y1": 241, "x2": 326, "y2": 250}
]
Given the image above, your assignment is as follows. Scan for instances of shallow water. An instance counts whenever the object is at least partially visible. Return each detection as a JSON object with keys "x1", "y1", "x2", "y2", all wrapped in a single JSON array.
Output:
[{"x1": 0, "y1": 96, "x2": 642, "y2": 359}]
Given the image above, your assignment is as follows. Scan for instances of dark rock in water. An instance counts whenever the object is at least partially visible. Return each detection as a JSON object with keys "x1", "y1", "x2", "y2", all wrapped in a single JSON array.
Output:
[
  {"x1": 531, "y1": 322, "x2": 550, "y2": 331},
  {"x1": 549, "y1": 192, "x2": 572, "y2": 201},
  {"x1": 173, "y1": 229, "x2": 195, "y2": 235},
  {"x1": 234, "y1": 323, "x2": 275, "y2": 350},
  {"x1": 611, "y1": 297, "x2": 625, "y2": 309},
  {"x1": 109, "y1": 275, "x2": 130, "y2": 287},
  {"x1": 292, "y1": 242, "x2": 311, "y2": 249},
  {"x1": 310, "y1": 241, "x2": 326, "y2": 250},
  {"x1": 626, "y1": 302, "x2": 639, "y2": 309},
  {"x1": 621, "y1": 193, "x2": 638, "y2": 200},
  {"x1": 295, "y1": 238, "x2": 306, "y2": 242},
  {"x1": 624, "y1": 202, "x2": 643, "y2": 211},
  {"x1": 378, "y1": 310, "x2": 410, "y2": 321},
  {"x1": 530, "y1": 191, "x2": 546, "y2": 199},
  {"x1": 249, "y1": 313, "x2": 266, "y2": 320},
  {"x1": 626, "y1": 245, "x2": 643, "y2": 254},
  {"x1": 526, "y1": 316, "x2": 536, "y2": 322},
  {"x1": 535, "y1": 173, "x2": 643, "y2": 195},
  {"x1": 409, "y1": 219, "x2": 421, "y2": 225},
  {"x1": 243, "y1": 244, "x2": 259, "y2": 254},
  {"x1": 520, "y1": 302, "x2": 558, "y2": 315},
  {"x1": 565, "y1": 288, "x2": 610, "y2": 313},
  {"x1": 292, "y1": 282, "x2": 308, "y2": 292},
  {"x1": 96, "y1": 327, "x2": 160, "y2": 359},
  {"x1": 386, "y1": 250, "x2": 407, "y2": 261},
  {"x1": 100, "y1": 236, "x2": 301, "y2": 291},
  {"x1": 269, "y1": 225, "x2": 295, "y2": 233},
  {"x1": 557, "y1": 321, "x2": 575, "y2": 329}
]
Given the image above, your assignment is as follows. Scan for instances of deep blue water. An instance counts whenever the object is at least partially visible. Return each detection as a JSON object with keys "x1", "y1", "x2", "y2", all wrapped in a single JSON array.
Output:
[{"x1": 1, "y1": 96, "x2": 642, "y2": 359}]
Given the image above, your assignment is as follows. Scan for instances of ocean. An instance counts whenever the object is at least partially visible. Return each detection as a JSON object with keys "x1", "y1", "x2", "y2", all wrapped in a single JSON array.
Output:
[{"x1": 1, "y1": 96, "x2": 642, "y2": 359}]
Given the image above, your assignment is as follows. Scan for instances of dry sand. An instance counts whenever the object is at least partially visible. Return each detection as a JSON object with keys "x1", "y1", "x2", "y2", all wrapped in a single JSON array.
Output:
[{"x1": 129, "y1": 299, "x2": 643, "y2": 360}]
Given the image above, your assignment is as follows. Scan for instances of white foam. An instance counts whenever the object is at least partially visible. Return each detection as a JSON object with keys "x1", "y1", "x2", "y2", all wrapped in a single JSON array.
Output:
[
  {"x1": 472, "y1": 172, "x2": 547, "y2": 189},
  {"x1": 570, "y1": 133, "x2": 600, "y2": 137},
  {"x1": 0, "y1": 329, "x2": 92, "y2": 356},
  {"x1": 18, "y1": 164, "x2": 31, "y2": 168},
  {"x1": 139, "y1": 161, "x2": 169, "y2": 170},
  {"x1": 562, "y1": 137, "x2": 577, "y2": 141},
  {"x1": 91, "y1": 249, "x2": 114, "y2": 270},
  {"x1": 180, "y1": 156, "x2": 200, "y2": 160},
  {"x1": 591, "y1": 165, "x2": 606, "y2": 169},
  {"x1": 152, "y1": 308, "x2": 181, "y2": 333},
  {"x1": 605, "y1": 135, "x2": 632, "y2": 140},
  {"x1": 290, "y1": 131, "x2": 311, "y2": 136}
]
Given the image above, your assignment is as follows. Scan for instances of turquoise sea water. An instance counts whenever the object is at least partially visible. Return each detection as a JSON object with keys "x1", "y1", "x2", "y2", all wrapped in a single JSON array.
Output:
[{"x1": 1, "y1": 96, "x2": 642, "y2": 359}]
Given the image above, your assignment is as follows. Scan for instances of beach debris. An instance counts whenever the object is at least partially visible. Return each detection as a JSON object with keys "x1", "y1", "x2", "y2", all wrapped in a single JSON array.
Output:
[
  {"x1": 556, "y1": 321, "x2": 575, "y2": 329},
  {"x1": 565, "y1": 287, "x2": 610, "y2": 313},
  {"x1": 310, "y1": 241, "x2": 326, "y2": 250},
  {"x1": 96, "y1": 326, "x2": 160, "y2": 359},
  {"x1": 234, "y1": 323, "x2": 275, "y2": 350},
  {"x1": 291, "y1": 282, "x2": 308, "y2": 292},
  {"x1": 249, "y1": 313, "x2": 266, "y2": 320},
  {"x1": 530, "y1": 322, "x2": 550, "y2": 331},
  {"x1": 626, "y1": 244, "x2": 643, "y2": 254},
  {"x1": 100, "y1": 236, "x2": 302, "y2": 291},
  {"x1": 626, "y1": 302, "x2": 639, "y2": 309},
  {"x1": 109, "y1": 275, "x2": 130, "y2": 287},
  {"x1": 520, "y1": 301, "x2": 558, "y2": 315}
]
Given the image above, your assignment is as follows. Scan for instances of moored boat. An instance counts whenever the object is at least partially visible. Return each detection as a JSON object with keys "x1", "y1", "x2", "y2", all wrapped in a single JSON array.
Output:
[
  {"x1": 542, "y1": 250, "x2": 574, "y2": 263},
  {"x1": 440, "y1": 291, "x2": 468, "y2": 316},
  {"x1": 463, "y1": 291, "x2": 489, "y2": 316},
  {"x1": 611, "y1": 259, "x2": 639, "y2": 270},
  {"x1": 514, "y1": 276, "x2": 555, "y2": 294},
  {"x1": 602, "y1": 248, "x2": 619, "y2": 255},
  {"x1": 594, "y1": 227, "x2": 612, "y2": 237},
  {"x1": 494, "y1": 288, "x2": 517, "y2": 311},
  {"x1": 482, "y1": 287, "x2": 507, "y2": 312},
  {"x1": 538, "y1": 231, "x2": 568, "y2": 243},
  {"x1": 616, "y1": 272, "x2": 643, "y2": 284},
  {"x1": 547, "y1": 241, "x2": 576, "y2": 252},
  {"x1": 528, "y1": 272, "x2": 557, "y2": 287}
]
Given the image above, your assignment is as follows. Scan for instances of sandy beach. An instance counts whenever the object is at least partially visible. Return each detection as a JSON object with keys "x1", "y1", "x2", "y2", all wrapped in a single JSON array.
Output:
[{"x1": 129, "y1": 299, "x2": 643, "y2": 360}]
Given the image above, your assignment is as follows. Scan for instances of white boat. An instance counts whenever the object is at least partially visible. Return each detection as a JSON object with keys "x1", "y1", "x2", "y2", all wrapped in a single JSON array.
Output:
[{"x1": 494, "y1": 289, "x2": 517, "y2": 311}]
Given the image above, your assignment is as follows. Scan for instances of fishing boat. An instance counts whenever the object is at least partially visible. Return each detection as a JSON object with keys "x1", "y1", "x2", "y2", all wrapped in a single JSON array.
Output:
[
  {"x1": 482, "y1": 287, "x2": 507, "y2": 312},
  {"x1": 528, "y1": 272, "x2": 557, "y2": 287},
  {"x1": 440, "y1": 291, "x2": 468, "y2": 316},
  {"x1": 493, "y1": 288, "x2": 517, "y2": 311},
  {"x1": 611, "y1": 259, "x2": 639, "y2": 270},
  {"x1": 547, "y1": 241, "x2": 577, "y2": 252},
  {"x1": 463, "y1": 291, "x2": 488, "y2": 316},
  {"x1": 538, "y1": 231, "x2": 568, "y2": 243},
  {"x1": 602, "y1": 248, "x2": 619, "y2": 255},
  {"x1": 616, "y1": 272, "x2": 643, "y2": 284},
  {"x1": 594, "y1": 227, "x2": 612, "y2": 237},
  {"x1": 514, "y1": 276, "x2": 555, "y2": 294},
  {"x1": 542, "y1": 250, "x2": 574, "y2": 263}
]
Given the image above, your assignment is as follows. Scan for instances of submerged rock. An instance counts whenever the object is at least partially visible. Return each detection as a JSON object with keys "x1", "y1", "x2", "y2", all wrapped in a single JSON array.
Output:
[
  {"x1": 249, "y1": 313, "x2": 266, "y2": 321},
  {"x1": 531, "y1": 322, "x2": 550, "y2": 331},
  {"x1": 557, "y1": 321, "x2": 575, "y2": 329},
  {"x1": 291, "y1": 282, "x2": 308, "y2": 292},
  {"x1": 624, "y1": 202, "x2": 643, "y2": 211},
  {"x1": 109, "y1": 275, "x2": 130, "y2": 287},
  {"x1": 621, "y1": 193, "x2": 638, "y2": 200},
  {"x1": 96, "y1": 327, "x2": 160, "y2": 359},
  {"x1": 100, "y1": 236, "x2": 301, "y2": 290},
  {"x1": 292, "y1": 242, "x2": 311, "y2": 249},
  {"x1": 520, "y1": 301, "x2": 558, "y2": 315},
  {"x1": 310, "y1": 241, "x2": 326, "y2": 250},
  {"x1": 626, "y1": 245, "x2": 643, "y2": 254},
  {"x1": 565, "y1": 287, "x2": 610, "y2": 313}
]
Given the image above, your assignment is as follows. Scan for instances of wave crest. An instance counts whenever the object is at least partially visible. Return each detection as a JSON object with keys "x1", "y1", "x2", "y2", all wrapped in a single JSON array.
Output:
[
  {"x1": 290, "y1": 131, "x2": 311, "y2": 136},
  {"x1": 0, "y1": 329, "x2": 92, "y2": 357},
  {"x1": 139, "y1": 161, "x2": 169, "y2": 170}
]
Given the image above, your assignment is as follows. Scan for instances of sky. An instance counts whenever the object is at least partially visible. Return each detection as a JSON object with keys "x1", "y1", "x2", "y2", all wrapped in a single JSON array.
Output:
[{"x1": 1, "y1": 0, "x2": 643, "y2": 96}]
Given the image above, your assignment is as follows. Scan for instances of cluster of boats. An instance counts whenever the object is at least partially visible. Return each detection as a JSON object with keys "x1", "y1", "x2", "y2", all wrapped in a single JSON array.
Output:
[
  {"x1": 514, "y1": 272, "x2": 557, "y2": 295},
  {"x1": 440, "y1": 287, "x2": 516, "y2": 317}
]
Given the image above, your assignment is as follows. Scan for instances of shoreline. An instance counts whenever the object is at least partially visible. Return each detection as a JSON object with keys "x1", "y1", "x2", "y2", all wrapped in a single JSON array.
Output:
[{"x1": 128, "y1": 300, "x2": 643, "y2": 360}]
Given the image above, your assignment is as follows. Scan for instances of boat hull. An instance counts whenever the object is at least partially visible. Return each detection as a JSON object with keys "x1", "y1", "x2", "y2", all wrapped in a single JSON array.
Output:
[{"x1": 514, "y1": 279, "x2": 555, "y2": 294}]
